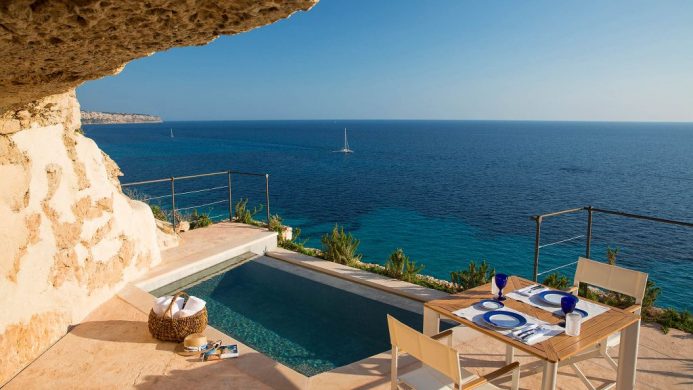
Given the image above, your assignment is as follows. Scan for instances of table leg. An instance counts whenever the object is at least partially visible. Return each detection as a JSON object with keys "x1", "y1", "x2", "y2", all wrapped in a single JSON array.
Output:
[
  {"x1": 541, "y1": 361, "x2": 557, "y2": 390},
  {"x1": 505, "y1": 345, "x2": 514, "y2": 364},
  {"x1": 615, "y1": 319, "x2": 640, "y2": 390},
  {"x1": 423, "y1": 306, "x2": 440, "y2": 336}
]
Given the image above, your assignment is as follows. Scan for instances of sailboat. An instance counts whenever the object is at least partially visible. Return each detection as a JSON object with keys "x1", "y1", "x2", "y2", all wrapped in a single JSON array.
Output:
[
  {"x1": 170, "y1": 128, "x2": 174, "y2": 138},
  {"x1": 334, "y1": 128, "x2": 353, "y2": 153}
]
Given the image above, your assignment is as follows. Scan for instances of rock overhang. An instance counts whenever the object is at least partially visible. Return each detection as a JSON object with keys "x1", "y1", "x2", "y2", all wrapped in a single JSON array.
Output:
[{"x1": 0, "y1": 0, "x2": 318, "y2": 113}]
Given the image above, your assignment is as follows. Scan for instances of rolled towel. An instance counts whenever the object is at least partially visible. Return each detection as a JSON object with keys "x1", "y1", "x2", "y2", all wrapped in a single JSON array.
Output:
[
  {"x1": 175, "y1": 296, "x2": 206, "y2": 318},
  {"x1": 153, "y1": 295, "x2": 185, "y2": 317}
]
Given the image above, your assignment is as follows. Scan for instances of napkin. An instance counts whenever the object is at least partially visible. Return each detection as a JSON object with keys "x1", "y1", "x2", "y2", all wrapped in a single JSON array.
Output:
[
  {"x1": 153, "y1": 295, "x2": 185, "y2": 317},
  {"x1": 175, "y1": 296, "x2": 207, "y2": 318},
  {"x1": 516, "y1": 284, "x2": 546, "y2": 297}
]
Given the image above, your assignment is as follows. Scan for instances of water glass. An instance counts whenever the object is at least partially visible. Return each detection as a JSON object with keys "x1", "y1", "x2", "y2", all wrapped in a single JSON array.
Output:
[
  {"x1": 566, "y1": 312, "x2": 582, "y2": 336},
  {"x1": 491, "y1": 277, "x2": 499, "y2": 295}
]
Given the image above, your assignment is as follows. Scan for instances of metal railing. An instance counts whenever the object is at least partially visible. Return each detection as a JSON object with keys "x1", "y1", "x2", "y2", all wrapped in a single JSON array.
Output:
[
  {"x1": 531, "y1": 206, "x2": 693, "y2": 281},
  {"x1": 121, "y1": 170, "x2": 271, "y2": 230}
]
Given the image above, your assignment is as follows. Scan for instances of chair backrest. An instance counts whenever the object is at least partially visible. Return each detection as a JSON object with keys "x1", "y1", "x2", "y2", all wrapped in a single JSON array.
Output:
[
  {"x1": 387, "y1": 315, "x2": 462, "y2": 385},
  {"x1": 573, "y1": 257, "x2": 648, "y2": 304}
]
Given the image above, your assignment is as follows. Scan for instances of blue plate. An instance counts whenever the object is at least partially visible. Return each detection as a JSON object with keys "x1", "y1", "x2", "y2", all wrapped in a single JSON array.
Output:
[
  {"x1": 476, "y1": 299, "x2": 504, "y2": 310},
  {"x1": 482, "y1": 310, "x2": 527, "y2": 329},
  {"x1": 538, "y1": 290, "x2": 574, "y2": 306}
]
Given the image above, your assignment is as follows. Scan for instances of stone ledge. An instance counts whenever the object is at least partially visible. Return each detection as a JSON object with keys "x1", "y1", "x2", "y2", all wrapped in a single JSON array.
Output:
[{"x1": 266, "y1": 248, "x2": 450, "y2": 303}]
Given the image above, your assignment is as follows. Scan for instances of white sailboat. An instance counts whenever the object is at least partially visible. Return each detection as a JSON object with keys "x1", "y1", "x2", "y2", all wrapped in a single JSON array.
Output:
[
  {"x1": 170, "y1": 128, "x2": 174, "y2": 138},
  {"x1": 334, "y1": 128, "x2": 353, "y2": 153}
]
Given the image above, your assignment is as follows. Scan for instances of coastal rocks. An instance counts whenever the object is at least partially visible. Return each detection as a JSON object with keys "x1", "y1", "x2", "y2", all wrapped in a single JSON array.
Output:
[
  {"x1": 0, "y1": 0, "x2": 317, "y2": 113},
  {"x1": 81, "y1": 111, "x2": 162, "y2": 125}
]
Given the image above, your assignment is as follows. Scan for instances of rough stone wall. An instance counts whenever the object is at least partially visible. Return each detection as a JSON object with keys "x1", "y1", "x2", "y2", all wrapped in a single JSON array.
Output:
[
  {"x1": 0, "y1": 91, "x2": 161, "y2": 383},
  {"x1": 0, "y1": 0, "x2": 317, "y2": 383},
  {"x1": 0, "y1": 0, "x2": 317, "y2": 113}
]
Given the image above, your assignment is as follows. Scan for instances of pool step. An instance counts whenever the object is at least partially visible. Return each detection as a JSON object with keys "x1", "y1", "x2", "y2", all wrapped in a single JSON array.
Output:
[{"x1": 149, "y1": 252, "x2": 257, "y2": 296}]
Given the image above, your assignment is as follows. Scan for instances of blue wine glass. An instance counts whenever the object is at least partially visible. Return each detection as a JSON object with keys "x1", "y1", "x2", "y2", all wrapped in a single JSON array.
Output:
[
  {"x1": 560, "y1": 295, "x2": 579, "y2": 327},
  {"x1": 494, "y1": 273, "x2": 508, "y2": 301}
]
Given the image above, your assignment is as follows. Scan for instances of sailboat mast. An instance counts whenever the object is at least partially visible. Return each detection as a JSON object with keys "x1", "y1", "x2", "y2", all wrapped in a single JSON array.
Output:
[{"x1": 344, "y1": 128, "x2": 349, "y2": 149}]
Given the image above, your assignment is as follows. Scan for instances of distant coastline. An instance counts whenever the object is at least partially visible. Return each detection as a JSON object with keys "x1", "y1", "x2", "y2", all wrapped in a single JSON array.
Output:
[{"x1": 81, "y1": 111, "x2": 162, "y2": 125}]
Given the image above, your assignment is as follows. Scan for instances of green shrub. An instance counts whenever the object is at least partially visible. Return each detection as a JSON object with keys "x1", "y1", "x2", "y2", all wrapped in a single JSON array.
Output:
[
  {"x1": 149, "y1": 205, "x2": 169, "y2": 221},
  {"x1": 450, "y1": 260, "x2": 495, "y2": 292},
  {"x1": 269, "y1": 214, "x2": 283, "y2": 234},
  {"x1": 384, "y1": 248, "x2": 425, "y2": 282},
  {"x1": 542, "y1": 272, "x2": 571, "y2": 290},
  {"x1": 321, "y1": 224, "x2": 362, "y2": 265},
  {"x1": 650, "y1": 308, "x2": 693, "y2": 334},
  {"x1": 189, "y1": 210, "x2": 212, "y2": 229},
  {"x1": 606, "y1": 246, "x2": 619, "y2": 265},
  {"x1": 234, "y1": 198, "x2": 263, "y2": 225}
]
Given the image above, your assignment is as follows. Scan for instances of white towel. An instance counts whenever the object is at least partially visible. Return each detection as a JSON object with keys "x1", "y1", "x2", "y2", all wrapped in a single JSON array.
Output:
[
  {"x1": 175, "y1": 296, "x2": 206, "y2": 318},
  {"x1": 153, "y1": 295, "x2": 184, "y2": 317}
]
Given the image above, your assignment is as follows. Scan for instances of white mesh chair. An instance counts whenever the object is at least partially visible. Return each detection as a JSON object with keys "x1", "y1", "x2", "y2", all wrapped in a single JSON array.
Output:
[
  {"x1": 387, "y1": 315, "x2": 520, "y2": 390},
  {"x1": 561, "y1": 257, "x2": 648, "y2": 389}
]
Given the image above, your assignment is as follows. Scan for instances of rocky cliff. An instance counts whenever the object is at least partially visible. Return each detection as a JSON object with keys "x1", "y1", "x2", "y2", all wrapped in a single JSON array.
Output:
[
  {"x1": 81, "y1": 111, "x2": 163, "y2": 125},
  {"x1": 0, "y1": 0, "x2": 317, "y2": 384}
]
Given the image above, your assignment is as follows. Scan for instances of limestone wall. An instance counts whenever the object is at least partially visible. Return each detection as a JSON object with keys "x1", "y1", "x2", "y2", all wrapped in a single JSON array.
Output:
[
  {"x1": 0, "y1": 0, "x2": 318, "y2": 383},
  {"x1": 0, "y1": 91, "x2": 161, "y2": 383}
]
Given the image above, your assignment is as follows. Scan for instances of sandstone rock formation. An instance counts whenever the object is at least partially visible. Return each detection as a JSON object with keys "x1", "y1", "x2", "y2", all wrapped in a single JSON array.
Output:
[
  {"x1": 0, "y1": 0, "x2": 317, "y2": 384},
  {"x1": 0, "y1": 0, "x2": 317, "y2": 113},
  {"x1": 81, "y1": 111, "x2": 163, "y2": 125}
]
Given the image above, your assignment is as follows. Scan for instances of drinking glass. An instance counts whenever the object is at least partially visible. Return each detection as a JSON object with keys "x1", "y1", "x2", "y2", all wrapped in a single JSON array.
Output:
[
  {"x1": 566, "y1": 312, "x2": 582, "y2": 336},
  {"x1": 560, "y1": 295, "x2": 579, "y2": 327},
  {"x1": 494, "y1": 273, "x2": 508, "y2": 301}
]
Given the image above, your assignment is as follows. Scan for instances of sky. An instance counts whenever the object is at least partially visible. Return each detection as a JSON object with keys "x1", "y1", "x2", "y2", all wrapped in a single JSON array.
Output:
[{"x1": 77, "y1": 0, "x2": 693, "y2": 122}]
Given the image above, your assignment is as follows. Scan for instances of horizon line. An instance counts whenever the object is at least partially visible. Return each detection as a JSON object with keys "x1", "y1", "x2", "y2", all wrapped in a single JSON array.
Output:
[{"x1": 145, "y1": 118, "x2": 693, "y2": 124}]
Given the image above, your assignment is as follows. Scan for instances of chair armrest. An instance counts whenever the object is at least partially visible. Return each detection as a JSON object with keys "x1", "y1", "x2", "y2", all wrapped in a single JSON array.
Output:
[
  {"x1": 431, "y1": 329, "x2": 454, "y2": 347},
  {"x1": 624, "y1": 304, "x2": 641, "y2": 314},
  {"x1": 461, "y1": 361, "x2": 520, "y2": 389},
  {"x1": 567, "y1": 286, "x2": 578, "y2": 295}
]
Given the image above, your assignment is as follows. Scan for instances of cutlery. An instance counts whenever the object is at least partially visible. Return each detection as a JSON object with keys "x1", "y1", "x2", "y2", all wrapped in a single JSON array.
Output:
[
  {"x1": 515, "y1": 325, "x2": 538, "y2": 338},
  {"x1": 521, "y1": 326, "x2": 545, "y2": 341},
  {"x1": 519, "y1": 285, "x2": 543, "y2": 296}
]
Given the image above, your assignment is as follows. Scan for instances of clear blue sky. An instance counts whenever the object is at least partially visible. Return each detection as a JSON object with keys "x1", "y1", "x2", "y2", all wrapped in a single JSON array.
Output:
[{"x1": 77, "y1": 0, "x2": 693, "y2": 121}]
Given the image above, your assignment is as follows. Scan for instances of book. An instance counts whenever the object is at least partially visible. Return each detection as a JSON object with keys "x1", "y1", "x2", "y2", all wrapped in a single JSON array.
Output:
[{"x1": 202, "y1": 344, "x2": 239, "y2": 361}]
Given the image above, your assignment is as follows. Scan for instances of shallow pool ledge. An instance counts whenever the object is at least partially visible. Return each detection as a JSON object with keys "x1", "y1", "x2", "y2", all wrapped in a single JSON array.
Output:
[{"x1": 266, "y1": 248, "x2": 449, "y2": 303}]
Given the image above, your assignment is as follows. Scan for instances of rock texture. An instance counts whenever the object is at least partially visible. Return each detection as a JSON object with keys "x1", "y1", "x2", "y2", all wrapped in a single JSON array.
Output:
[
  {"x1": 0, "y1": 0, "x2": 317, "y2": 113},
  {"x1": 0, "y1": 92, "x2": 163, "y2": 383},
  {"x1": 81, "y1": 111, "x2": 162, "y2": 124},
  {"x1": 0, "y1": 0, "x2": 317, "y2": 384}
]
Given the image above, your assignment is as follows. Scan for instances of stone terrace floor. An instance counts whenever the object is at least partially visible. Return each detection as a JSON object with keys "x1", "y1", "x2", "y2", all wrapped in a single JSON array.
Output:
[
  {"x1": 5, "y1": 224, "x2": 692, "y2": 389},
  {"x1": 6, "y1": 284, "x2": 691, "y2": 389}
]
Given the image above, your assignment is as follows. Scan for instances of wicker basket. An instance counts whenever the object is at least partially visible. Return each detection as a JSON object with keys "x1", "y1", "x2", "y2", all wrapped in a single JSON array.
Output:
[{"x1": 148, "y1": 291, "x2": 208, "y2": 342}]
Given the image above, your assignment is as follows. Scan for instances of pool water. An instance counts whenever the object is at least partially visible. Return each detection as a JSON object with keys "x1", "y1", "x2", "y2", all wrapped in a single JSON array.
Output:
[{"x1": 183, "y1": 260, "x2": 424, "y2": 376}]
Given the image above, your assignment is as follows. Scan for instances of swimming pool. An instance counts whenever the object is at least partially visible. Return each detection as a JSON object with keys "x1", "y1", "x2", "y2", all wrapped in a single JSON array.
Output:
[{"x1": 160, "y1": 259, "x2": 425, "y2": 376}]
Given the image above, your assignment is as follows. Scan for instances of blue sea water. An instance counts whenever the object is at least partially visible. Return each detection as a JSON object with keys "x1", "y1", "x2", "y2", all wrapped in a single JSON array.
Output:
[{"x1": 84, "y1": 120, "x2": 693, "y2": 311}]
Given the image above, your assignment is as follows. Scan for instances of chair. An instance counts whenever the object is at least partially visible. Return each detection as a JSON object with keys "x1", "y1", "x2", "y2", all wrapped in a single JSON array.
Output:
[
  {"x1": 387, "y1": 315, "x2": 520, "y2": 390},
  {"x1": 562, "y1": 257, "x2": 648, "y2": 389}
]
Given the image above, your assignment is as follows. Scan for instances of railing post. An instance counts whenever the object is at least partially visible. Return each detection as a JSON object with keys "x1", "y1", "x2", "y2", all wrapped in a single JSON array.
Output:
[
  {"x1": 265, "y1": 173, "x2": 271, "y2": 229},
  {"x1": 586, "y1": 205, "x2": 593, "y2": 258},
  {"x1": 170, "y1": 177, "x2": 176, "y2": 229},
  {"x1": 533, "y1": 215, "x2": 542, "y2": 282},
  {"x1": 227, "y1": 171, "x2": 233, "y2": 222}
]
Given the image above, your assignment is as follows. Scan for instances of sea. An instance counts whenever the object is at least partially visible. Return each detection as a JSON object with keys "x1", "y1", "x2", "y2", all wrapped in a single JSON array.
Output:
[{"x1": 84, "y1": 120, "x2": 693, "y2": 311}]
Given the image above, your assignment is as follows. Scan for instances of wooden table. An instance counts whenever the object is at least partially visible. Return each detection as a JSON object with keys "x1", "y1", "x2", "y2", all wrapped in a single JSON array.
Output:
[{"x1": 423, "y1": 276, "x2": 641, "y2": 390}]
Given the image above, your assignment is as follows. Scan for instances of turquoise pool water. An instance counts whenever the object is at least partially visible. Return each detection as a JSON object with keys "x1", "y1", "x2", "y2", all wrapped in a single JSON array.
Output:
[{"x1": 183, "y1": 260, "x2": 424, "y2": 376}]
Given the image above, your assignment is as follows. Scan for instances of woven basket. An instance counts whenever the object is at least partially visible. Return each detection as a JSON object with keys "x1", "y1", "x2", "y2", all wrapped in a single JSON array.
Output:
[{"x1": 148, "y1": 291, "x2": 208, "y2": 342}]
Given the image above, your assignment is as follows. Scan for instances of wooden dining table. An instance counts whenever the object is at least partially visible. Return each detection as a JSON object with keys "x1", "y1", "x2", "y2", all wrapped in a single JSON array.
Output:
[{"x1": 423, "y1": 276, "x2": 641, "y2": 390}]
